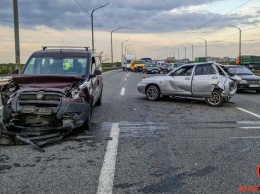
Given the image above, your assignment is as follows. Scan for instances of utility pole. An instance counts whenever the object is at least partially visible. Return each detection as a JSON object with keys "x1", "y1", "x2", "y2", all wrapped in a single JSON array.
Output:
[
  {"x1": 180, "y1": 45, "x2": 186, "y2": 62},
  {"x1": 13, "y1": 0, "x2": 20, "y2": 72},
  {"x1": 175, "y1": 48, "x2": 179, "y2": 61}
]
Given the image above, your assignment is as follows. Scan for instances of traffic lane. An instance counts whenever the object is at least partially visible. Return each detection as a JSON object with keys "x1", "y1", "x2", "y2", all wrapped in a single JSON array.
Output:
[
  {"x1": 0, "y1": 122, "x2": 112, "y2": 194},
  {"x1": 114, "y1": 122, "x2": 260, "y2": 194},
  {"x1": 231, "y1": 90, "x2": 260, "y2": 115},
  {"x1": 97, "y1": 71, "x2": 260, "y2": 193}
]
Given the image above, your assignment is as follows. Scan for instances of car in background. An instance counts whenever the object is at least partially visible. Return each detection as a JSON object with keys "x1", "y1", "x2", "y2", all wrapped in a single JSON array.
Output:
[
  {"x1": 137, "y1": 62, "x2": 240, "y2": 107},
  {"x1": 143, "y1": 63, "x2": 160, "y2": 74},
  {"x1": 0, "y1": 46, "x2": 103, "y2": 147},
  {"x1": 164, "y1": 63, "x2": 185, "y2": 73},
  {"x1": 221, "y1": 65, "x2": 260, "y2": 93},
  {"x1": 159, "y1": 63, "x2": 167, "y2": 72}
]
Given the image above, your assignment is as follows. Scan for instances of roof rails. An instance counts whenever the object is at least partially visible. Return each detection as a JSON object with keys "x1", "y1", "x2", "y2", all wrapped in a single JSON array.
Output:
[{"x1": 42, "y1": 46, "x2": 90, "y2": 51}]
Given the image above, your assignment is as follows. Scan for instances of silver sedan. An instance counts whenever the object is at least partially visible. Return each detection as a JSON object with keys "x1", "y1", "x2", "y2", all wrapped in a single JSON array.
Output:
[{"x1": 137, "y1": 62, "x2": 240, "y2": 106}]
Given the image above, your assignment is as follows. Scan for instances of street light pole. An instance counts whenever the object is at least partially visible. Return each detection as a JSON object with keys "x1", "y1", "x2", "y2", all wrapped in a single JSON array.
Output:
[
  {"x1": 111, "y1": 27, "x2": 122, "y2": 65},
  {"x1": 187, "y1": 43, "x2": 194, "y2": 62},
  {"x1": 198, "y1": 38, "x2": 207, "y2": 60},
  {"x1": 125, "y1": 44, "x2": 131, "y2": 54},
  {"x1": 91, "y1": 3, "x2": 110, "y2": 51},
  {"x1": 175, "y1": 48, "x2": 179, "y2": 61},
  {"x1": 121, "y1": 39, "x2": 129, "y2": 56},
  {"x1": 230, "y1": 25, "x2": 242, "y2": 64},
  {"x1": 13, "y1": 0, "x2": 20, "y2": 72},
  {"x1": 180, "y1": 45, "x2": 186, "y2": 61}
]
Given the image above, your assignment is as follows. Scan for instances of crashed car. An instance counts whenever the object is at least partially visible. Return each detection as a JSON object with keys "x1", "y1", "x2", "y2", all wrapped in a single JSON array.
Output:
[
  {"x1": 137, "y1": 62, "x2": 240, "y2": 107},
  {"x1": 143, "y1": 63, "x2": 160, "y2": 74},
  {"x1": 0, "y1": 46, "x2": 103, "y2": 149}
]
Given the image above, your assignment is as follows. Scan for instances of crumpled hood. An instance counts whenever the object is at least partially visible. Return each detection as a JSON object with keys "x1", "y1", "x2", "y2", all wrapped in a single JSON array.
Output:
[{"x1": 12, "y1": 75, "x2": 83, "y2": 88}]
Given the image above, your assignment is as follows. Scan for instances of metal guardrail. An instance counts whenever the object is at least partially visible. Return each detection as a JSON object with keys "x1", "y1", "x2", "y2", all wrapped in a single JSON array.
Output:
[
  {"x1": 102, "y1": 66, "x2": 122, "y2": 71},
  {"x1": 0, "y1": 79, "x2": 9, "y2": 86}
]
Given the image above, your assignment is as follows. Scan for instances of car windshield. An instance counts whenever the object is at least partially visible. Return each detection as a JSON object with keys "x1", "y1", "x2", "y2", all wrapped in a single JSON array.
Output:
[
  {"x1": 146, "y1": 64, "x2": 157, "y2": 67},
  {"x1": 135, "y1": 60, "x2": 145, "y2": 64},
  {"x1": 23, "y1": 57, "x2": 87, "y2": 75},
  {"x1": 227, "y1": 66, "x2": 253, "y2": 75}
]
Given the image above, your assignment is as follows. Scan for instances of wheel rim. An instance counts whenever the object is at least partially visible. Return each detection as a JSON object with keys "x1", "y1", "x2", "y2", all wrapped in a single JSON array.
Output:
[
  {"x1": 147, "y1": 86, "x2": 158, "y2": 100},
  {"x1": 207, "y1": 91, "x2": 221, "y2": 105}
]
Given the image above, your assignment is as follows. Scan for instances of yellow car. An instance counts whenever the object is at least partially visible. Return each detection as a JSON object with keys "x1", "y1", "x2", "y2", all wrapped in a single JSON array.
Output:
[{"x1": 130, "y1": 60, "x2": 146, "y2": 72}]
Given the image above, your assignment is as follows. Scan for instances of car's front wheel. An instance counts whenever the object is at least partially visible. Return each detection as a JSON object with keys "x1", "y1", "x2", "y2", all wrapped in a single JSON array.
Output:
[
  {"x1": 80, "y1": 105, "x2": 92, "y2": 131},
  {"x1": 146, "y1": 85, "x2": 160, "y2": 101},
  {"x1": 256, "y1": 90, "x2": 260, "y2": 93},
  {"x1": 96, "y1": 89, "x2": 102, "y2": 106},
  {"x1": 205, "y1": 90, "x2": 224, "y2": 107}
]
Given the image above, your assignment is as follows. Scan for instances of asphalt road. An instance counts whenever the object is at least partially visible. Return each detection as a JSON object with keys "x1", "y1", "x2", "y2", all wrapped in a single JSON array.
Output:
[{"x1": 1, "y1": 69, "x2": 260, "y2": 194}]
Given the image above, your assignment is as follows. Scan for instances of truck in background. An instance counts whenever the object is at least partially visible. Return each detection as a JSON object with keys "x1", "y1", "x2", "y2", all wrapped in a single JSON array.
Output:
[
  {"x1": 237, "y1": 55, "x2": 260, "y2": 75},
  {"x1": 122, "y1": 54, "x2": 136, "y2": 71},
  {"x1": 140, "y1": 58, "x2": 152, "y2": 64},
  {"x1": 130, "y1": 60, "x2": 146, "y2": 72}
]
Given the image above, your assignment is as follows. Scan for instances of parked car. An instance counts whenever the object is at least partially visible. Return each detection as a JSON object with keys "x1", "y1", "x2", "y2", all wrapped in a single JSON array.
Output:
[
  {"x1": 143, "y1": 63, "x2": 160, "y2": 74},
  {"x1": 0, "y1": 46, "x2": 103, "y2": 147},
  {"x1": 221, "y1": 65, "x2": 260, "y2": 93},
  {"x1": 137, "y1": 62, "x2": 240, "y2": 107}
]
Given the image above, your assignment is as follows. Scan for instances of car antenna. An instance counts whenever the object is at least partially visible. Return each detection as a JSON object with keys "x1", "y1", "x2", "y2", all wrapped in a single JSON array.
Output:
[{"x1": 60, "y1": 39, "x2": 64, "y2": 52}]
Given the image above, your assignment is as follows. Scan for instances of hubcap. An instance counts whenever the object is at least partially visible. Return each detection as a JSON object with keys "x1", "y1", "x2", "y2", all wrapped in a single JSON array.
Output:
[
  {"x1": 147, "y1": 87, "x2": 157, "y2": 99},
  {"x1": 208, "y1": 91, "x2": 221, "y2": 105}
]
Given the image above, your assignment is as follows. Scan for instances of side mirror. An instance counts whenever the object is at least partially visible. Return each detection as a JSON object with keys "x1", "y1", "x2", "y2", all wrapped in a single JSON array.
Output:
[
  {"x1": 94, "y1": 69, "x2": 101, "y2": 75},
  {"x1": 12, "y1": 69, "x2": 19, "y2": 74},
  {"x1": 89, "y1": 74, "x2": 96, "y2": 79}
]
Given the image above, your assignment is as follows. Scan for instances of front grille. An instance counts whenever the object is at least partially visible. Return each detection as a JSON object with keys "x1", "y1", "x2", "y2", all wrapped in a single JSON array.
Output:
[
  {"x1": 247, "y1": 80, "x2": 260, "y2": 84},
  {"x1": 19, "y1": 93, "x2": 61, "y2": 101},
  {"x1": 18, "y1": 91, "x2": 62, "y2": 107}
]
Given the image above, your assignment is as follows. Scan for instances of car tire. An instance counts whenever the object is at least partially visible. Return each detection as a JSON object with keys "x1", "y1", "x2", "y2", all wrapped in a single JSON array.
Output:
[
  {"x1": 256, "y1": 90, "x2": 260, "y2": 93},
  {"x1": 205, "y1": 90, "x2": 224, "y2": 107},
  {"x1": 96, "y1": 90, "x2": 102, "y2": 106},
  {"x1": 81, "y1": 106, "x2": 92, "y2": 131},
  {"x1": 146, "y1": 85, "x2": 160, "y2": 101}
]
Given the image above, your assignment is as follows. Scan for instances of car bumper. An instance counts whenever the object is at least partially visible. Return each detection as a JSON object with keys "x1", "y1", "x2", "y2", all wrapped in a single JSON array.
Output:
[
  {"x1": 238, "y1": 84, "x2": 260, "y2": 90},
  {"x1": 137, "y1": 82, "x2": 147, "y2": 94}
]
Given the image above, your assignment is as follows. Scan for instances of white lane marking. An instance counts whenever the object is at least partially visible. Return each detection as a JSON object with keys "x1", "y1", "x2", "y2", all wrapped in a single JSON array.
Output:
[
  {"x1": 97, "y1": 123, "x2": 120, "y2": 194},
  {"x1": 229, "y1": 136, "x2": 260, "y2": 139},
  {"x1": 236, "y1": 107, "x2": 260, "y2": 119},
  {"x1": 124, "y1": 78, "x2": 127, "y2": 81},
  {"x1": 120, "y1": 87, "x2": 125, "y2": 96},
  {"x1": 237, "y1": 121, "x2": 260, "y2": 125},
  {"x1": 240, "y1": 127, "x2": 260, "y2": 129}
]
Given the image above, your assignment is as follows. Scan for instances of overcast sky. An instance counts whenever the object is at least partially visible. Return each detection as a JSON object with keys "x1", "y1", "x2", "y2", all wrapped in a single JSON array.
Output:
[{"x1": 0, "y1": 0, "x2": 260, "y2": 63}]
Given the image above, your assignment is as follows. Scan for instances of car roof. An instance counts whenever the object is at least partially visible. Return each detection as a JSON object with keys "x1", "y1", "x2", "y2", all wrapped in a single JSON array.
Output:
[
  {"x1": 221, "y1": 65, "x2": 245, "y2": 68},
  {"x1": 31, "y1": 49, "x2": 97, "y2": 57}
]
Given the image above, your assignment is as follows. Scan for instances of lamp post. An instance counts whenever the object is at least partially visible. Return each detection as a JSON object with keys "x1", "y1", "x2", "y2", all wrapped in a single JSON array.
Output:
[
  {"x1": 180, "y1": 45, "x2": 186, "y2": 61},
  {"x1": 125, "y1": 44, "x2": 131, "y2": 54},
  {"x1": 230, "y1": 25, "x2": 241, "y2": 64},
  {"x1": 121, "y1": 39, "x2": 129, "y2": 55},
  {"x1": 13, "y1": 0, "x2": 20, "y2": 72},
  {"x1": 111, "y1": 27, "x2": 122, "y2": 65},
  {"x1": 187, "y1": 43, "x2": 194, "y2": 62},
  {"x1": 198, "y1": 38, "x2": 207, "y2": 59},
  {"x1": 175, "y1": 48, "x2": 179, "y2": 61},
  {"x1": 91, "y1": 3, "x2": 110, "y2": 51}
]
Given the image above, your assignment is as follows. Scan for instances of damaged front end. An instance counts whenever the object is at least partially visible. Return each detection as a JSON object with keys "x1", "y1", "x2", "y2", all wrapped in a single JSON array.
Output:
[{"x1": 0, "y1": 75, "x2": 92, "y2": 150}]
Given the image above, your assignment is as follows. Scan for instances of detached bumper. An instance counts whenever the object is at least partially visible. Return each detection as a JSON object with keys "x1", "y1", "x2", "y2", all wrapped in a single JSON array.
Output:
[{"x1": 237, "y1": 84, "x2": 260, "y2": 91}]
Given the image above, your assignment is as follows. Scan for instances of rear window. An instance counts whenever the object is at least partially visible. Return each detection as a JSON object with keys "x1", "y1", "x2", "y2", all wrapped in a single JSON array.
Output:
[{"x1": 23, "y1": 57, "x2": 88, "y2": 75}]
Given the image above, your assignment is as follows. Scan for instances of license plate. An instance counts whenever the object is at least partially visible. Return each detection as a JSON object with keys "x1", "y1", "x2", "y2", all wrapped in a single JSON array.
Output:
[
  {"x1": 249, "y1": 84, "x2": 260, "y2": 87},
  {"x1": 23, "y1": 106, "x2": 51, "y2": 114}
]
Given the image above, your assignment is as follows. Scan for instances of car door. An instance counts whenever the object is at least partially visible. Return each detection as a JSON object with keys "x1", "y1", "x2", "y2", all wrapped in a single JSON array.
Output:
[
  {"x1": 192, "y1": 64, "x2": 220, "y2": 97},
  {"x1": 163, "y1": 65, "x2": 194, "y2": 95},
  {"x1": 90, "y1": 57, "x2": 98, "y2": 103}
]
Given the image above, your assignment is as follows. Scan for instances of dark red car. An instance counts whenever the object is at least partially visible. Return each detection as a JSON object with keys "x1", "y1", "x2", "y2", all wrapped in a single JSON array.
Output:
[{"x1": 0, "y1": 46, "x2": 103, "y2": 149}]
